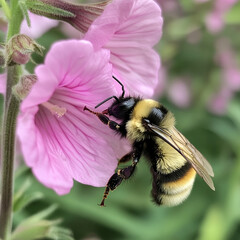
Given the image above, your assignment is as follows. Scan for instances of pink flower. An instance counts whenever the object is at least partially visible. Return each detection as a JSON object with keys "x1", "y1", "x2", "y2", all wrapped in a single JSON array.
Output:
[
  {"x1": 155, "y1": 0, "x2": 179, "y2": 13},
  {"x1": 84, "y1": 0, "x2": 163, "y2": 98},
  {"x1": 205, "y1": 0, "x2": 237, "y2": 33},
  {"x1": 17, "y1": 40, "x2": 129, "y2": 194},
  {"x1": 205, "y1": 12, "x2": 224, "y2": 34},
  {"x1": 208, "y1": 87, "x2": 233, "y2": 114},
  {"x1": 208, "y1": 39, "x2": 240, "y2": 114},
  {"x1": 21, "y1": 12, "x2": 58, "y2": 39},
  {"x1": 167, "y1": 79, "x2": 191, "y2": 108}
]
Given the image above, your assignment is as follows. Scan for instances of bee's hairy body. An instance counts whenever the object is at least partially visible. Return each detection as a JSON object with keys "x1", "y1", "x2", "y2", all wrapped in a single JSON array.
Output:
[
  {"x1": 84, "y1": 95, "x2": 214, "y2": 207},
  {"x1": 125, "y1": 99, "x2": 196, "y2": 206}
]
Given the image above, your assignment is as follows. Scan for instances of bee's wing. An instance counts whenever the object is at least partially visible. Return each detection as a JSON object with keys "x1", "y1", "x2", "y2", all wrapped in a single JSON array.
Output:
[{"x1": 144, "y1": 120, "x2": 215, "y2": 191}]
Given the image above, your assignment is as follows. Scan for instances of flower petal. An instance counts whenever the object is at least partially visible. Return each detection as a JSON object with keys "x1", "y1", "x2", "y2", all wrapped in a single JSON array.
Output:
[
  {"x1": 84, "y1": 0, "x2": 163, "y2": 98},
  {"x1": 18, "y1": 39, "x2": 130, "y2": 194},
  {"x1": 0, "y1": 73, "x2": 6, "y2": 94},
  {"x1": 85, "y1": 0, "x2": 163, "y2": 49},
  {"x1": 17, "y1": 109, "x2": 74, "y2": 195},
  {"x1": 110, "y1": 44, "x2": 161, "y2": 97}
]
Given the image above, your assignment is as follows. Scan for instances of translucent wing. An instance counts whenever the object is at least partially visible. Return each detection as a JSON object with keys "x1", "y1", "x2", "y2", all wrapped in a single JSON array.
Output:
[{"x1": 143, "y1": 120, "x2": 215, "y2": 191}]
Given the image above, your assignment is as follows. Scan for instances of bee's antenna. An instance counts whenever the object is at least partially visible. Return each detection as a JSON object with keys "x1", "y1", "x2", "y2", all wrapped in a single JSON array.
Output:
[
  {"x1": 112, "y1": 75, "x2": 125, "y2": 98},
  {"x1": 95, "y1": 95, "x2": 119, "y2": 109},
  {"x1": 94, "y1": 76, "x2": 125, "y2": 109}
]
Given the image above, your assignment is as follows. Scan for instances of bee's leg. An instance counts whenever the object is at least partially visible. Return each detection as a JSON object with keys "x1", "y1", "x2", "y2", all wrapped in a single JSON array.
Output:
[
  {"x1": 117, "y1": 152, "x2": 133, "y2": 166},
  {"x1": 84, "y1": 107, "x2": 121, "y2": 131},
  {"x1": 100, "y1": 141, "x2": 144, "y2": 206}
]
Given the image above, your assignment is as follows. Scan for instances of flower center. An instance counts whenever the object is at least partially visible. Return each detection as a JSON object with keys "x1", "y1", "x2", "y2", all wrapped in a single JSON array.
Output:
[{"x1": 41, "y1": 101, "x2": 67, "y2": 118}]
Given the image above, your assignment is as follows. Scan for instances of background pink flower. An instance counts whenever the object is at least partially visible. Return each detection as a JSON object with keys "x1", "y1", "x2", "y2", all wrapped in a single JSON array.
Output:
[
  {"x1": 208, "y1": 39, "x2": 240, "y2": 114},
  {"x1": 205, "y1": 0, "x2": 237, "y2": 33},
  {"x1": 84, "y1": 0, "x2": 163, "y2": 98},
  {"x1": 167, "y1": 78, "x2": 191, "y2": 108},
  {"x1": 17, "y1": 39, "x2": 129, "y2": 194}
]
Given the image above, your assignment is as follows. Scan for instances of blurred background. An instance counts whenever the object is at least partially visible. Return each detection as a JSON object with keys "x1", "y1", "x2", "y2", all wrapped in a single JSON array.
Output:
[{"x1": 1, "y1": 0, "x2": 240, "y2": 239}]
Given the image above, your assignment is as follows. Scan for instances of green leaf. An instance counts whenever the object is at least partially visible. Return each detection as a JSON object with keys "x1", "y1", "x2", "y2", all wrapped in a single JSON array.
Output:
[
  {"x1": 25, "y1": 0, "x2": 75, "y2": 18},
  {"x1": 13, "y1": 191, "x2": 43, "y2": 212},
  {"x1": 47, "y1": 227, "x2": 74, "y2": 240},
  {"x1": 11, "y1": 220, "x2": 59, "y2": 240},
  {"x1": 23, "y1": 204, "x2": 58, "y2": 224},
  {"x1": 227, "y1": 100, "x2": 240, "y2": 129},
  {"x1": 209, "y1": 118, "x2": 239, "y2": 148},
  {"x1": 225, "y1": 1, "x2": 240, "y2": 24},
  {"x1": 198, "y1": 205, "x2": 225, "y2": 240},
  {"x1": 11, "y1": 204, "x2": 73, "y2": 240},
  {"x1": 167, "y1": 17, "x2": 199, "y2": 40},
  {"x1": 19, "y1": 0, "x2": 31, "y2": 27}
]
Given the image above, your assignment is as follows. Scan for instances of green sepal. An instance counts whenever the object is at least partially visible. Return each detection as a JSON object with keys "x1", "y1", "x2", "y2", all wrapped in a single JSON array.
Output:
[
  {"x1": 23, "y1": 204, "x2": 58, "y2": 223},
  {"x1": 19, "y1": 0, "x2": 31, "y2": 27},
  {"x1": 13, "y1": 182, "x2": 43, "y2": 212},
  {"x1": 25, "y1": 0, "x2": 75, "y2": 18},
  {"x1": 11, "y1": 205, "x2": 73, "y2": 240}
]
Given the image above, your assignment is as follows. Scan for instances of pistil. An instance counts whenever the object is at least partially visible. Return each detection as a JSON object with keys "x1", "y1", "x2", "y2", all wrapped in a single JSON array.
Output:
[{"x1": 41, "y1": 101, "x2": 67, "y2": 118}]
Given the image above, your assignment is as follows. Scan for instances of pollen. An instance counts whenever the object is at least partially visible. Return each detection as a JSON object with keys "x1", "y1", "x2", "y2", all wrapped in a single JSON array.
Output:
[{"x1": 41, "y1": 102, "x2": 67, "y2": 118}]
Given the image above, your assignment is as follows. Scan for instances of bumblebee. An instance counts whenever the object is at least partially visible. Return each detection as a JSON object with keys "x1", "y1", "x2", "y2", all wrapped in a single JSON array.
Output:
[{"x1": 84, "y1": 77, "x2": 215, "y2": 207}]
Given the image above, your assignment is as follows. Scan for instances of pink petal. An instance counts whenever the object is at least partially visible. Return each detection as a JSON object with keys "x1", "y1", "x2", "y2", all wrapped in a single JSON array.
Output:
[
  {"x1": 110, "y1": 45, "x2": 161, "y2": 97},
  {"x1": 85, "y1": 0, "x2": 163, "y2": 48},
  {"x1": 0, "y1": 73, "x2": 6, "y2": 94},
  {"x1": 18, "y1": 39, "x2": 131, "y2": 194},
  {"x1": 17, "y1": 108, "x2": 74, "y2": 195},
  {"x1": 84, "y1": 0, "x2": 163, "y2": 98}
]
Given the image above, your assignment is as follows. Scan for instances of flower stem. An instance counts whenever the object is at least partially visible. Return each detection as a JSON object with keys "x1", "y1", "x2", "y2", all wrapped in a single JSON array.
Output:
[
  {"x1": 6, "y1": 0, "x2": 23, "y2": 41},
  {"x1": 0, "y1": 0, "x2": 23, "y2": 239},
  {"x1": 0, "y1": 82, "x2": 20, "y2": 240}
]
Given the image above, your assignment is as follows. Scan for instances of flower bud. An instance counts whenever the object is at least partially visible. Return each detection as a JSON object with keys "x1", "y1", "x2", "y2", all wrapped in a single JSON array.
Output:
[
  {"x1": 6, "y1": 34, "x2": 44, "y2": 66},
  {"x1": 27, "y1": 0, "x2": 110, "y2": 33},
  {"x1": 12, "y1": 74, "x2": 37, "y2": 100}
]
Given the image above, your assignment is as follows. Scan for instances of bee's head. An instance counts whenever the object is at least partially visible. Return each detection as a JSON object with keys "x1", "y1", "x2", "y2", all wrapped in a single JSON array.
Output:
[
  {"x1": 108, "y1": 97, "x2": 137, "y2": 119},
  {"x1": 95, "y1": 76, "x2": 138, "y2": 119}
]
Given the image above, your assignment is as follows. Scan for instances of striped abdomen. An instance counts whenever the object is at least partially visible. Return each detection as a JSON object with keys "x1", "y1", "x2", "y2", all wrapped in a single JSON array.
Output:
[
  {"x1": 151, "y1": 162, "x2": 196, "y2": 206},
  {"x1": 145, "y1": 138, "x2": 196, "y2": 206}
]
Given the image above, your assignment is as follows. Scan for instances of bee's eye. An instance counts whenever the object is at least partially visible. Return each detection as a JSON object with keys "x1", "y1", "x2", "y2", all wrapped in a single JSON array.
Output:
[
  {"x1": 109, "y1": 98, "x2": 136, "y2": 119},
  {"x1": 147, "y1": 107, "x2": 168, "y2": 125}
]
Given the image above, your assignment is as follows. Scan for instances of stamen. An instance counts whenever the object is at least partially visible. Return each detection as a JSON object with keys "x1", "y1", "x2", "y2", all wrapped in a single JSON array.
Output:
[{"x1": 41, "y1": 102, "x2": 67, "y2": 118}]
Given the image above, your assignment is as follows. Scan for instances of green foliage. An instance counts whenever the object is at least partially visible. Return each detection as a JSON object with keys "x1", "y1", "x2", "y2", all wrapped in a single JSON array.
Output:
[
  {"x1": 25, "y1": 0, "x2": 75, "y2": 18},
  {"x1": 19, "y1": 0, "x2": 31, "y2": 27},
  {"x1": 11, "y1": 169, "x2": 74, "y2": 240},
  {"x1": 225, "y1": 1, "x2": 240, "y2": 24}
]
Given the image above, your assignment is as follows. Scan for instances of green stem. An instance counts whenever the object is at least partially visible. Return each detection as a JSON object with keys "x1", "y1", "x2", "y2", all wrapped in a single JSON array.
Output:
[
  {"x1": 0, "y1": 0, "x2": 11, "y2": 20},
  {"x1": 6, "y1": 0, "x2": 23, "y2": 41},
  {"x1": 0, "y1": 87, "x2": 20, "y2": 240},
  {"x1": 0, "y1": 0, "x2": 23, "y2": 239}
]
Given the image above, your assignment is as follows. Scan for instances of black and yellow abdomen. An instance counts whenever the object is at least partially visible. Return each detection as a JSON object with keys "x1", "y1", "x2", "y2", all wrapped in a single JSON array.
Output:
[{"x1": 147, "y1": 137, "x2": 196, "y2": 206}]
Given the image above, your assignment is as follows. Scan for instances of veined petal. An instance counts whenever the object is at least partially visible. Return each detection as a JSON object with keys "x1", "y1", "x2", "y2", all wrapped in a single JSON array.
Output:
[
  {"x1": 84, "y1": 0, "x2": 163, "y2": 98},
  {"x1": 85, "y1": 0, "x2": 163, "y2": 49},
  {"x1": 18, "y1": 39, "x2": 130, "y2": 194},
  {"x1": 110, "y1": 44, "x2": 160, "y2": 97},
  {"x1": 21, "y1": 40, "x2": 114, "y2": 111},
  {"x1": 17, "y1": 109, "x2": 74, "y2": 195}
]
